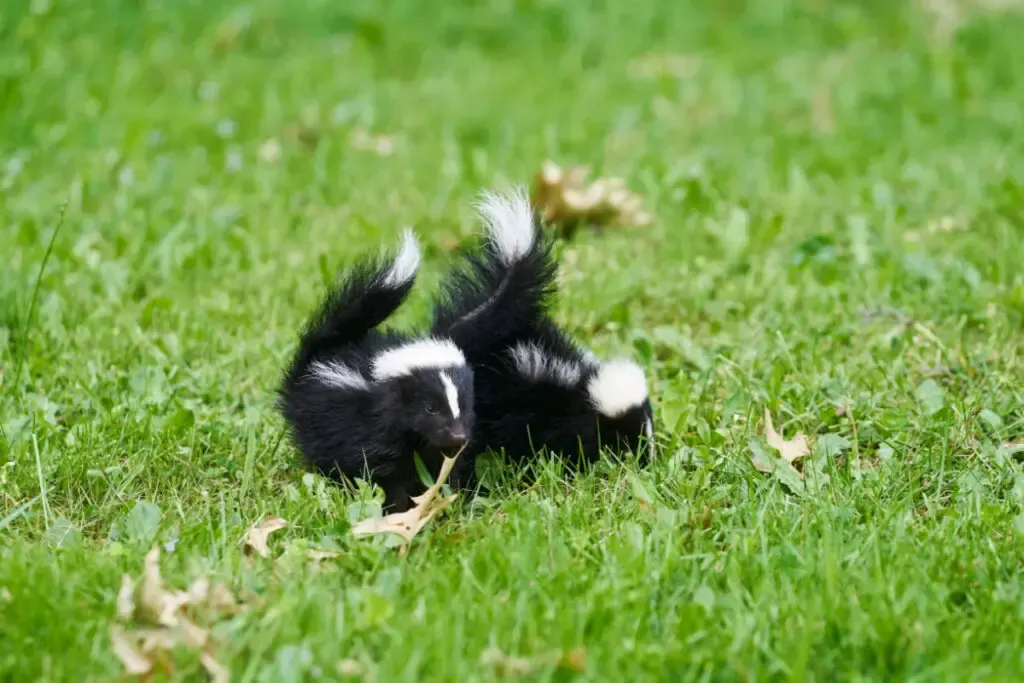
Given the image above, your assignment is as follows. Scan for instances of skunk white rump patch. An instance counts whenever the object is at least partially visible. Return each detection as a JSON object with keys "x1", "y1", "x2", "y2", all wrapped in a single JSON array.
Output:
[{"x1": 586, "y1": 359, "x2": 649, "y2": 418}]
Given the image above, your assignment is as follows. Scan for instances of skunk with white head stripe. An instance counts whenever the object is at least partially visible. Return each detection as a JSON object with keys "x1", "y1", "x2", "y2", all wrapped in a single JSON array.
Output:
[
  {"x1": 431, "y1": 187, "x2": 655, "y2": 480},
  {"x1": 278, "y1": 230, "x2": 474, "y2": 512}
]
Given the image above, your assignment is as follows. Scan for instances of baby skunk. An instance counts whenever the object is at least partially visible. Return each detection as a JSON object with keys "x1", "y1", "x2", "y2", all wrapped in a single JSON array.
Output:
[
  {"x1": 279, "y1": 231, "x2": 474, "y2": 512},
  {"x1": 431, "y1": 188, "x2": 654, "y2": 480}
]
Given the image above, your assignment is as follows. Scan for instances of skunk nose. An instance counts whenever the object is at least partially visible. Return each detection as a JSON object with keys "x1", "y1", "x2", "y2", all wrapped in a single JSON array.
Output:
[{"x1": 446, "y1": 428, "x2": 468, "y2": 447}]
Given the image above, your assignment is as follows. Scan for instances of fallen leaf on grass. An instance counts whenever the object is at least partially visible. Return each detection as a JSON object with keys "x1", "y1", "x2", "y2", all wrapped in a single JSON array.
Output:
[
  {"x1": 349, "y1": 127, "x2": 396, "y2": 156},
  {"x1": 337, "y1": 659, "x2": 365, "y2": 677},
  {"x1": 627, "y1": 52, "x2": 701, "y2": 80},
  {"x1": 763, "y1": 409, "x2": 810, "y2": 466},
  {"x1": 307, "y1": 549, "x2": 342, "y2": 562},
  {"x1": 243, "y1": 516, "x2": 287, "y2": 557},
  {"x1": 201, "y1": 652, "x2": 231, "y2": 683},
  {"x1": 479, "y1": 646, "x2": 587, "y2": 677},
  {"x1": 110, "y1": 626, "x2": 152, "y2": 676},
  {"x1": 554, "y1": 647, "x2": 586, "y2": 672},
  {"x1": 750, "y1": 409, "x2": 809, "y2": 491},
  {"x1": 531, "y1": 160, "x2": 653, "y2": 236},
  {"x1": 351, "y1": 455, "x2": 459, "y2": 546},
  {"x1": 479, "y1": 646, "x2": 534, "y2": 677},
  {"x1": 116, "y1": 575, "x2": 136, "y2": 620},
  {"x1": 112, "y1": 547, "x2": 241, "y2": 680}
]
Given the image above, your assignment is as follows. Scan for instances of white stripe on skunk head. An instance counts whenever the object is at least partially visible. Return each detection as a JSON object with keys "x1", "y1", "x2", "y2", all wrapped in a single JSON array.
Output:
[
  {"x1": 382, "y1": 228, "x2": 421, "y2": 288},
  {"x1": 371, "y1": 338, "x2": 466, "y2": 381},
  {"x1": 309, "y1": 360, "x2": 370, "y2": 390},
  {"x1": 476, "y1": 187, "x2": 534, "y2": 265},
  {"x1": 439, "y1": 371, "x2": 461, "y2": 418},
  {"x1": 586, "y1": 359, "x2": 649, "y2": 418},
  {"x1": 509, "y1": 341, "x2": 583, "y2": 387}
]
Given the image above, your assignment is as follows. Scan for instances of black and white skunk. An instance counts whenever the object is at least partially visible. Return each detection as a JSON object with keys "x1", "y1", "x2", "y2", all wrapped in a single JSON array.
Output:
[
  {"x1": 278, "y1": 231, "x2": 475, "y2": 512},
  {"x1": 431, "y1": 189, "x2": 654, "y2": 479}
]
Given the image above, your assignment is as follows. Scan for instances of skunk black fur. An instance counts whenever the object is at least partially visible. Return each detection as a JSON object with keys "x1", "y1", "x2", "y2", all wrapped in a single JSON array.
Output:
[
  {"x1": 279, "y1": 231, "x2": 474, "y2": 512},
  {"x1": 431, "y1": 189, "x2": 654, "y2": 482}
]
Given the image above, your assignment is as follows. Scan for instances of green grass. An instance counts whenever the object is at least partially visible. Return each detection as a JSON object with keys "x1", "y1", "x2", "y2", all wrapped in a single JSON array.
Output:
[{"x1": 4, "y1": 0, "x2": 1024, "y2": 680}]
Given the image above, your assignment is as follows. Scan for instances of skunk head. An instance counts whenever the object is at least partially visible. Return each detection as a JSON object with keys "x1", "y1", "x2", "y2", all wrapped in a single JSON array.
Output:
[
  {"x1": 372, "y1": 338, "x2": 475, "y2": 451},
  {"x1": 586, "y1": 359, "x2": 655, "y2": 458}
]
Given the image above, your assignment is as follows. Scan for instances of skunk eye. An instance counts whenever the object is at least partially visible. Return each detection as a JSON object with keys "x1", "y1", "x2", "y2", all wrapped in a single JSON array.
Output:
[{"x1": 425, "y1": 405, "x2": 439, "y2": 416}]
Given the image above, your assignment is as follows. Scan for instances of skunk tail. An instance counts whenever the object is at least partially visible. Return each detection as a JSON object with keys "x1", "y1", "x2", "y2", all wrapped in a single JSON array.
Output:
[
  {"x1": 432, "y1": 188, "x2": 557, "y2": 357},
  {"x1": 293, "y1": 230, "x2": 421, "y2": 369}
]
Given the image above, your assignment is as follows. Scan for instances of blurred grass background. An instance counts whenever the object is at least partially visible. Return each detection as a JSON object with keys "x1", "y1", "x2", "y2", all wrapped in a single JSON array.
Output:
[{"x1": 3, "y1": 0, "x2": 1024, "y2": 680}]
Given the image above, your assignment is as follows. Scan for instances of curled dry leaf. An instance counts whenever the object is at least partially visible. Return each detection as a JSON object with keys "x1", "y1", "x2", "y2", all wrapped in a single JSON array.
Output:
[
  {"x1": 750, "y1": 409, "x2": 810, "y2": 484},
  {"x1": 479, "y1": 646, "x2": 534, "y2": 677},
  {"x1": 110, "y1": 626, "x2": 152, "y2": 676},
  {"x1": 349, "y1": 127, "x2": 395, "y2": 156},
  {"x1": 531, "y1": 160, "x2": 653, "y2": 236},
  {"x1": 764, "y1": 409, "x2": 810, "y2": 466},
  {"x1": 112, "y1": 547, "x2": 241, "y2": 681},
  {"x1": 351, "y1": 455, "x2": 460, "y2": 545},
  {"x1": 555, "y1": 647, "x2": 587, "y2": 672},
  {"x1": 242, "y1": 516, "x2": 288, "y2": 558},
  {"x1": 116, "y1": 575, "x2": 136, "y2": 620},
  {"x1": 138, "y1": 546, "x2": 185, "y2": 626},
  {"x1": 337, "y1": 659, "x2": 365, "y2": 677},
  {"x1": 307, "y1": 549, "x2": 342, "y2": 562},
  {"x1": 201, "y1": 652, "x2": 231, "y2": 683}
]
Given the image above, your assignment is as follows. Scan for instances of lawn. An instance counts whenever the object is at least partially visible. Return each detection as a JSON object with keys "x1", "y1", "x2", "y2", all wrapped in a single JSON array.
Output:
[{"x1": 3, "y1": 0, "x2": 1024, "y2": 680}]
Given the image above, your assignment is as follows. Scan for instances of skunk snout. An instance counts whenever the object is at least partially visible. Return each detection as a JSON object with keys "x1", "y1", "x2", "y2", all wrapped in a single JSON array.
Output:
[{"x1": 442, "y1": 426, "x2": 469, "y2": 448}]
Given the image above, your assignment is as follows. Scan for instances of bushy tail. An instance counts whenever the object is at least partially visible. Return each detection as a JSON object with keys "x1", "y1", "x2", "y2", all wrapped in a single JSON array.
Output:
[
  {"x1": 432, "y1": 188, "x2": 558, "y2": 359},
  {"x1": 293, "y1": 230, "x2": 421, "y2": 369}
]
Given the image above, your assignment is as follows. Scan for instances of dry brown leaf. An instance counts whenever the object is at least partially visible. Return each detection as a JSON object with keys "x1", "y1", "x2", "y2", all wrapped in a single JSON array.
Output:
[
  {"x1": 137, "y1": 628, "x2": 177, "y2": 654},
  {"x1": 764, "y1": 409, "x2": 810, "y2": 465},
  {"x1": 349, "y1": 127, "x2": 395, "y2": 156},
  {"x1": 351, "y1": 455, "x2": 460, "y2": 545},
  {"x1": 206, "y1": 582, "x2": 240, "y2": 615},
  {"x1": 555, "y1": 647, "x2": 586, "y2": 672},
  {"x1": 136, "y1": 549, "x2": 198, "y2": 628},
  {"x1": 116, "y1": 575, "x2": 136, "y2": 620},
  {"x1": 531, "y1": 160, "x2": 653, "y2": 235},
  {"x1": 179, "y1": 616, "x2": 210, "y2": 649},
  {"x1": 201, "y1": 652, "x2": 231, "y2": 683},
  {"x1": 337, "y1": 659, "x2": 365, "y2": 677},
  {"x1": 307, "y1": 549, "x2": 342, "y2": 562},
  {"x1": 112, "y1": 550, "x2": 242, "y2": 682},
  {"x1": 627, "y1": 52, "x2": 701, "y2": 80},
  {"x1": 243, "y1": 516, "x2": 287, "y2": 558},
  {"x1": 110, "y1": 626, "x2": 152, "y2": 676},
  {"x1": 479, "y1": 646, "x2": 534, "y2": 677}
]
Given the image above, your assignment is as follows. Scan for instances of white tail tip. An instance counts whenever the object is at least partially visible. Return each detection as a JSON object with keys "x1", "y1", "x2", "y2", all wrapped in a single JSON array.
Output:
[
  {"x1": 383, "y1": 228, "x2": 421, "y2": 287},
  {"x1": 476, "y1": 187, "x2": 534, "y2": 265},
  {"x1": 587, "y1": 359, "x2": 649, "y2": 418}
]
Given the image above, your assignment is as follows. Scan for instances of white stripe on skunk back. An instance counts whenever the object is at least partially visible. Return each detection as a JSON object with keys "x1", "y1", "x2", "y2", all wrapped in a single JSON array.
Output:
[
  {"x1": 509, "y1": 341, "x2": 584, "y2": 387},
  {"x1": 309, "y1": 360, "x2": 370, "y2": 390},
  {"x1": 371, "y1": 338, "x2": 467, "y2": 381}
]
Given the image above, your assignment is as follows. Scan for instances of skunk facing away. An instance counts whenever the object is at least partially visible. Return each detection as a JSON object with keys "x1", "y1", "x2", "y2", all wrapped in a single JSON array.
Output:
[
  {"x1": 278, "y1": 231, "x2": 474, "y2": 512},
  {"x1": 432, "y1": 188, "x2": 655, "y2": 483}
]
